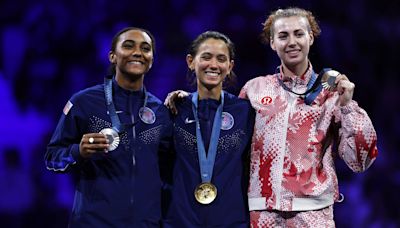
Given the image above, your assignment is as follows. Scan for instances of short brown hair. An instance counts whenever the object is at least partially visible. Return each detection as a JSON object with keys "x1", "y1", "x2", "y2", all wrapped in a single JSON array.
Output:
[{"x1": 261, "y1": 7, "x2": 321, "y2": 44}]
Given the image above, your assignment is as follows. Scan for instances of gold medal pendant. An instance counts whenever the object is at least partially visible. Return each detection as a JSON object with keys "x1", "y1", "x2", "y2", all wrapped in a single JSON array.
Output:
[{"x1": 194, "y1": 182, "x2": 217, "y2": 204}]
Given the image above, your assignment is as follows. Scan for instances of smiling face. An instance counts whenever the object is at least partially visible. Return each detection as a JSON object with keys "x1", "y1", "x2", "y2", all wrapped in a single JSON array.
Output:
[
  {"x1": 270, "y1": 16, "x2": 314, "y2": 72},
  {"x1": 187, "y1": 38, "x2": 234, "y2": 92},
  {"x1": 109, "y1": 29, "x2": 154, "y2": 79}
]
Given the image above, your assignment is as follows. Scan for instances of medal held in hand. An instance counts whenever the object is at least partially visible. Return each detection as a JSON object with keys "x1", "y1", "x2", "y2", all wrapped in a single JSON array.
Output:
[
  {"x1": 194, "y1": 182, "x2": 218, "y2": 204},
  {"x1": 100, "y1": 128, "x2": 120, "y2": 151},
  {"x1": 321, "y1": 69, "x2": 340, "y2": 91}
]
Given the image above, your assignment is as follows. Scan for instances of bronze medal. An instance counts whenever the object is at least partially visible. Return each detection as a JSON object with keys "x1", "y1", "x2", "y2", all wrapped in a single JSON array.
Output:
[
  {"x1": 194, "y1": 182, "x2": 217, "y2": 204},
  {"x1": 321, "y1": 69, "x2": 340, "y2": 91}
]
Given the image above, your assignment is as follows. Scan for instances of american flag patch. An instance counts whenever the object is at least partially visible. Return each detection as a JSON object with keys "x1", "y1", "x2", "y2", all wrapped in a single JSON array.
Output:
[{"x1": 63, "y1": 100, "x2": 73, "y2": 115}]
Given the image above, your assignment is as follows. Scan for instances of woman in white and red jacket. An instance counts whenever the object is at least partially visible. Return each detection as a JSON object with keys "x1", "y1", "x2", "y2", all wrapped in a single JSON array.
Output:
[{"x1": 239, "y1": 7, "x2": 378, "y2": 227}]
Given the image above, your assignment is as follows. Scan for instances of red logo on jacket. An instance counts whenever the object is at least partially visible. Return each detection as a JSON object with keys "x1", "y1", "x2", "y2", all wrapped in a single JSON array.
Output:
[{"x1": 261, "y1": 96, "x2": 272, "y2": 105}]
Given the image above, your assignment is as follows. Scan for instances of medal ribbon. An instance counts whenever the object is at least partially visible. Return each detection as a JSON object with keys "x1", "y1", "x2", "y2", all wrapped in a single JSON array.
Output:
[
  {"x1": 105, "y1": 77, "x2": 123, "y2": 133},
  {"x1": 191, "y1": 91, "x2": 224, "y2": 183},
  {"x1": 276, "y1": 66, "x2": 330, "y2": 105},
  {"x1": 104, "y1": 77, "x2": 151, "y2": 132},
  {"x1": 303, "y1": 70, "x2": 319, "y2": 105}
]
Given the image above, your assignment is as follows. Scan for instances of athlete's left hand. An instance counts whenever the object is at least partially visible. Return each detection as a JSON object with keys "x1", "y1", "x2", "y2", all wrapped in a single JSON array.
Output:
[{"x1": 335, "y1": 74, "x2": 354, "y2": 106}]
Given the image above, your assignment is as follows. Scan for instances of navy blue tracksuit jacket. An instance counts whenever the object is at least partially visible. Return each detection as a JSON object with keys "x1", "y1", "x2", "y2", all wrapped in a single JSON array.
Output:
[
  {"x1": 163, "y1": 91, "x2": 255, "y2": 228},
  {"x1": 45, "y1": 78, "x2": 171, "y2": 227}
]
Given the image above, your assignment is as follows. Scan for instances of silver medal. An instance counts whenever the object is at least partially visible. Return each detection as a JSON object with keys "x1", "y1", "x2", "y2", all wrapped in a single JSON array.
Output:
[
  {"x1": 100, "y1": 128, "x2": 120, "y2": 151},
  {"x1": 139, "y1": 107, "x2": 156, "y2": 124},
  {"x1": 221, "y1": 112, "x2": 234, "y2": 130}
]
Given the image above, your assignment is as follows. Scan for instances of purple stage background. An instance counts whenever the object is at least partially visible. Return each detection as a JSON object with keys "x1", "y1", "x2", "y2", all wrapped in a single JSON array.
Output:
[{"x1": 0, "y1": 0, "x2": 398, "y2": 227}]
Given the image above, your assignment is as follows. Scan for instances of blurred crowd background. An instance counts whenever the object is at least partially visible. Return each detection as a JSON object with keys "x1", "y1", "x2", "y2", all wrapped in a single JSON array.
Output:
[{"x1": 0, "y1": 0, "x2": 399, "y2": 227}]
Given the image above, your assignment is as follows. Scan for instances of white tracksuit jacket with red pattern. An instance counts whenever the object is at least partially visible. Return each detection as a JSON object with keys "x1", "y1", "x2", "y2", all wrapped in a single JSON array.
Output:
[{"x1": 239, "y1": 66, "x2": 378, "y2": 212}]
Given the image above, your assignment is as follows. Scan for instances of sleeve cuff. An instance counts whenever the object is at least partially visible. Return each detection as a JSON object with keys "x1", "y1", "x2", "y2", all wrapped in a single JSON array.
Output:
[
  {"x1": 340, "y1": 100, "x2": 357, "y2": 114},
  {"x1": 71, "y1": 144, "x2": 84, "y2": 164}
]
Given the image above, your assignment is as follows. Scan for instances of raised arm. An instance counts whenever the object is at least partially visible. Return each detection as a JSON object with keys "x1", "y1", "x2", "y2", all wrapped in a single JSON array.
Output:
[{"x1": 333, "y1": 74, "x2": 378, "y2": 172}]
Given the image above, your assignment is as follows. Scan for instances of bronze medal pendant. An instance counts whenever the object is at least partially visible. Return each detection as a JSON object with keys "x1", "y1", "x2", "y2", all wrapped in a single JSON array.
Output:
[
  {"x1": 100, "y1": 128, "x2": 120, "y2": 151},
  {"x1": 321, "y1": 69, "x2": 340, "y2": 91},
  {"x1": 194, "y1": 182, "x2": 218, "y2": 204}
]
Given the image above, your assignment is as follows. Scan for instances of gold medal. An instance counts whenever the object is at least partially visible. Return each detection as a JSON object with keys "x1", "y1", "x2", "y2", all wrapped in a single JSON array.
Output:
[{"x1": 194, "y1": 182, "x2": 217, "y2": 204}]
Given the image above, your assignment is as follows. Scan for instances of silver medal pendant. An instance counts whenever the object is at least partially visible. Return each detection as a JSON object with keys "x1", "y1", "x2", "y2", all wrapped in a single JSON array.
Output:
[
  {"x1": 100, "y1": 128, "x2": 120, "y2": 151},
  {"x1": 221, "y1": 112, "x2": 234, "y2": 130},
  {"x1": 139, "y1": 107, "x2": 156, "y2": 124},
  {"x1": 321, "y1": 70, "x2": 340, "y2": 91}
]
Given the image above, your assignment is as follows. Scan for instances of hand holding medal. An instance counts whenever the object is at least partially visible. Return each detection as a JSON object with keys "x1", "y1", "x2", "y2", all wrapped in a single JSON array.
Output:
[{"x1": 79, "y1": 133, "x2": 110, "y2": 158}]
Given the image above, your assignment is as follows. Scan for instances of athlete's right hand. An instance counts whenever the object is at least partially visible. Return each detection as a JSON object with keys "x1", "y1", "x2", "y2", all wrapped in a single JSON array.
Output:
[
  {"x1": 164, "y1": 90, "x2": 189, "y2": 115},
  {"x1": 79, "y1": 133, "x2": 109, "y2": 158}
]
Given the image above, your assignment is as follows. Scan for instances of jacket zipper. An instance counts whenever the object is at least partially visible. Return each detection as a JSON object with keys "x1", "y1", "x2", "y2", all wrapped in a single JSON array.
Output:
[{"x1": 128, "y1": 93, "x2": 136, "y2": 205}]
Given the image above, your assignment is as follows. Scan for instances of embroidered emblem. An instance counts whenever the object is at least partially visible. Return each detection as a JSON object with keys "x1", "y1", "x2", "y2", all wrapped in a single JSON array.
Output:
[
  {"x1": 107, "y1": 110, "x2": 123, "y2": 114},
  {"x1": 139, "y1": 107, "x2": 156, "y2": 124},
  {"x1": 221, "y1": 112, "x2": 234, "y2": 130},
  {"x1": 185, "y1": 117, "x2": 196, "y2": 124},
  {"x1": 63, "y1": 100, "x2": 73, "y2": 115},
  {"x1": 261, "y1": 96, "x2": 272, "y2": 105}
]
